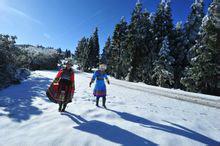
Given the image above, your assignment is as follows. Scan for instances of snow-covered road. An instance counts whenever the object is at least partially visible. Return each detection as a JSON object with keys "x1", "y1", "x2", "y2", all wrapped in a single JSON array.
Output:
[{"x1": 0, "y1": 71, "x2": 220, "y2": 146}]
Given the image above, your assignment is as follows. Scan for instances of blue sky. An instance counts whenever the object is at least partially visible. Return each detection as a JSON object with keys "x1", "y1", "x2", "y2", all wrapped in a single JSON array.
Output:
[{"x1": 0, "y1": 0, "x2": 211, "y2": 53}]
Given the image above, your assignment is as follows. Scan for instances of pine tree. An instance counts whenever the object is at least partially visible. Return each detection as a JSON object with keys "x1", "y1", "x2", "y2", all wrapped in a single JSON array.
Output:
[
  {"x1": 88, "y1": 27, "x2": 100, "y2": 70},
  {"x1": 152, "y1": 37, "x2": 175, "y2": 88},
  {"x1": 75, "y1": 39, "x2": 82, "y2": 66},
  {"x1": 153, "y1": 0, "x2": 174, "y2": 55},
  {"x1": 100, "y1": 41, "x2": 107, "y2": 65},
  {"x1": 141, "y1": 9, "x2": 155, "y2": 84},
  {"x1": 184, "y1": 0, "x2": 205, "y2": 50},
  {"x1": 150, "y1": 0, "x2": 175, "y2": 85},
  {"x1": 65, "y1": 49, "x2": 71, "y2": 58},
  {"x1": 101, "y1": 36, "x2": 114, "y2": 74},
  {"x1": 75, "y1": 27, "x2": 100, "y2": 72},
  {"x1": 127, "y1": 1, "x2": 150, "y2": 82},
  {"x1": 75, "y1": 37, "x2": 89, "y2": 71},
  {"x1": 87, "y1": 37, "x2": 95, "y2": 71},
  {"x1": 111, "y1": 17, "x2": 128, "y2": 79},
  {"x1": 0, "y1": 35, "x2": 23, "y2": 87},
  {"x1": 181, "y1": 0, "x2": 220, "y2": 95},
  {"x1": 57, "y1": 48, "x2": 62, "y2": 54},
  {"x1": 172, "y1": 22, "x2": 188, "y2": 88},
  {"x1": 101, "y1": 36, "x2": 111, "y2": 64},
  {"x1": 65, "y1": 49, "x2": 68, "y2": 58}
]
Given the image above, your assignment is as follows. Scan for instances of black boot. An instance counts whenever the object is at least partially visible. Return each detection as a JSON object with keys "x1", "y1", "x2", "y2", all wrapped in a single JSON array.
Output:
[
  {"x1": 102, "y1": 97, "x2": 107, "y2": 109},
  {"x1": 58, "y1": 103, "x2": 62, "y2": 112},
  {"x1": 62, "y1": 103, "x2": 67, "y2": 112},
  {"x1": 96, "y1": 97, "x2": 100, "y2": 107}
]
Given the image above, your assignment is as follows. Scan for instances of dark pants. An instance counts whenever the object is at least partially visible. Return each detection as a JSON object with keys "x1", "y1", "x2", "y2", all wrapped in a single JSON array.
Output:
[
  {"x1": 58, "y1": 79, "x2": 71, "y2": 111},
  {"x1": 96, "y1": 96, "x2": 106, "y2": 108}
]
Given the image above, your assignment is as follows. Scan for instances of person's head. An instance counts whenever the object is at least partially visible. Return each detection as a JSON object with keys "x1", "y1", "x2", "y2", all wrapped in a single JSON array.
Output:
[
  {"x1": 66, "y1": 62, "x2": 72, "y2": 69},
  {"x1": 64, "y1": 58, "x2": 73, "y2": 69},
  {"x1": 99, "y1": 64, "x2": 107, "y2": 72}
]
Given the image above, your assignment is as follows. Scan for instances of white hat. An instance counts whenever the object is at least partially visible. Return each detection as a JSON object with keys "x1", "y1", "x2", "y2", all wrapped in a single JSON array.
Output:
[
  {"x1": 99, "y1": 64, "x2": 107, "y2": 70},
  {"x1": 64, "y1": 58, "x2": 73, "y2": 66}
]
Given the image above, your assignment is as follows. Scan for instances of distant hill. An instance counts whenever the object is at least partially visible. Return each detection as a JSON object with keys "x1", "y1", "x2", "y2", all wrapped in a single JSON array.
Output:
[{"x1": 16, "y1": 44, "x2": 59, "y2": 55}]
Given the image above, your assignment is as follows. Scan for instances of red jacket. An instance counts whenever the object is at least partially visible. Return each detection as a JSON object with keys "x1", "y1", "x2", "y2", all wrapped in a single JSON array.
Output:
[{"x1": 46, "y1": 69, "x2": 75, "y2": 103}]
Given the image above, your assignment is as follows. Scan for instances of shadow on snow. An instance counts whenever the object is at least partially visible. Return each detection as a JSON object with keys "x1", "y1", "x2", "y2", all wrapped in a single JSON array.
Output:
[
  {"x1": 0, "y1": 76, "x2": 52, "y2": 122},
  {"x1": 62, "y1": 110, "x2": 220, "y2": 146},
  {"x1": 61, "y1": 111, "x2": 158, "y2": 146},
  {"x1": 107, "y1": 109, "x2": 220, "y2": 146}
]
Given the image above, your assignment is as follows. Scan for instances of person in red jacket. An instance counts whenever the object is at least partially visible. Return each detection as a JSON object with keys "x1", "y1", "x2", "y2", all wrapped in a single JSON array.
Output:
[{"x1": 47, "y1": 59, "x2": 75, "y2": 112}]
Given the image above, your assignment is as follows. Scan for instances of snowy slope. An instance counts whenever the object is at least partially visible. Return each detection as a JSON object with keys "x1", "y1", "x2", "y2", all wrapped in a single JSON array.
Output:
[{"x1": 0, "y1": 71, "x2": 220, "y2": 146}]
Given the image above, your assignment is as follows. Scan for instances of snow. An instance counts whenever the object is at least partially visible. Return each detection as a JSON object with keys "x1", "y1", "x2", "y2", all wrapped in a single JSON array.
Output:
[
  {"x1": 0, "y1": 70, "x2": 220, "y2": 146},
  {"x1": 14, "y1": 68, "x2": 31, "y2": 81},
  {"x1": 17, "y1": 45, "x2": 58, "y2": 56}
]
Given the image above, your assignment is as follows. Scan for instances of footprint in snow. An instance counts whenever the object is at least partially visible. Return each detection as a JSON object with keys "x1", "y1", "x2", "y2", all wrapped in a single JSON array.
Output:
[
  {"x1": 83, "y1": 109, "x2": 96, "y2": 115},
  {"x1": 182, "y1": 118, "x2": 188, "y2": 121},
  {"x1": 163, "y1": 106, "x2": 172, "y2": 109},
  {"x1": 200, "y1": 113, "x2": 207, "y2": 116}
]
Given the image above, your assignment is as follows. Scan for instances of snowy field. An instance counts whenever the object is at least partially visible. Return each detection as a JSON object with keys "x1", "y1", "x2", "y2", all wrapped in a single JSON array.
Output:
[{"x1": 0, "y1": 70, "x2": 220, "y2": 146}]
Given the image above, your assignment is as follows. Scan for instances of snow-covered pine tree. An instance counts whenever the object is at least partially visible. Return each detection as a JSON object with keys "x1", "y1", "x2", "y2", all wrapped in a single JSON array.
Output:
[
  {"x1": 164, "y1": 0, "x2": 175, "y2": 48},
  {"x1": 111, "y1": 17, "x2": 128, "y2": 79},
  {"x1": 171, "y1": 22, "x2": 188, "y2": 88},
  {"x1": 104, "y1": 37, "x2": 117, "y2": 76},
  {"x1": 88, "y1": 27, "x2": 100, "y2": 70},
  {"x1": 0, "y1": 34, "x2": 30, "y2": 88},
  {"x1": 101, "y1": 36, "x2": 111, "y2": 69},
  {"x1": 100, "y1": 37, "x2": 109, "y2": 65},
  {"x1": 127, "y1": 1, "x2": 152, "y2": 82},
  {"x1": 56, "y1": 48, "x2": 65, "y2": 61},
  {"x1": 181, "y1": 0, "x2": 220, "y2": 95},
  {"x1": 75, "y1": 38, "x2": 82, "y2": 66},
  {"x1": 65, "y1": 49, "x2": 71, "y2": 58},
  {"x1": 75, "y1": 37, "x2": 90, "y2": 71},
  {"x1": 210, "y1": 0, "x2": 220, "y2": 95},
  {"x1": 126, "y1": 1, "x2": 142, "y2": 82},
  {"x1": 57, "y1": 48, "x2": 62, "y2": 54},
  {"x1": 0, "y1": 35, "x2": 16, "y2": 70},
  {"x1": 65, "y1": 49, "x2": 68, "y2": 58},
  {"x1": 152, "y1": 36, "x2": 175, "y2": 88},
  {"x1": 153, "y1": 0, "x2": 174, "y2": 55},
  {"x1": 184, "y1": 0, "x2": 205, "y2": 50},
  {"x1": 87, "y1": 37, "x2": 95, "y2": 71},
  {"x1": 141, "y1": 9, "x2": 155, "y2": 84},
  {"x1": 82, "y1": 38, "x2": 90, "y2": 71}
]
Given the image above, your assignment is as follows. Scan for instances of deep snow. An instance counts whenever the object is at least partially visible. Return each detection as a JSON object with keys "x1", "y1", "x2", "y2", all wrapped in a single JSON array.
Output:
[{"x1": 0, "y1": 70, "x2": 220, "y2": 146}]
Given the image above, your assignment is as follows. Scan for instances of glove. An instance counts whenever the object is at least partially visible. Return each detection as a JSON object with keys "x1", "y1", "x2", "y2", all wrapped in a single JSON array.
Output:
[{"x1": 89, "y1": 79, "x2": 94, "y2": 87}]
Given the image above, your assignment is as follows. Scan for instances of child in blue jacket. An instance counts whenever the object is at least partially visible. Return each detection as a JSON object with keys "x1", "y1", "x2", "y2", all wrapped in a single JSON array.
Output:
[{"x1": 89, "y1": 64, "x2": 110, "y2": 108}]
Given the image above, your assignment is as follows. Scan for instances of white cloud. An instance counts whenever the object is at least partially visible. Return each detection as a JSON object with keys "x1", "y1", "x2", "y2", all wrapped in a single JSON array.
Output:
[{"x1": 0, "y1": 1, "x2": 43, "y2": 25}]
